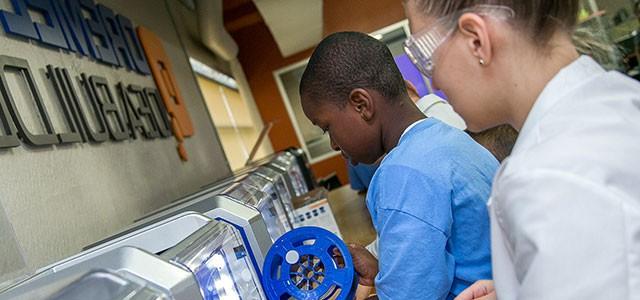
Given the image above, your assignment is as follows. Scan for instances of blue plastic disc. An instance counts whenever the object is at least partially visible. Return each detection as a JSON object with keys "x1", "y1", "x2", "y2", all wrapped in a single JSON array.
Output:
[{"x1": 262, "y1": 227, "x2": 358, "y2": 300}]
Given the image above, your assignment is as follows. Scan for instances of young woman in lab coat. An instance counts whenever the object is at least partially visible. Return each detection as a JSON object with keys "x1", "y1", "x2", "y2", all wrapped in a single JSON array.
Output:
[{"x1": 402, "y1": 0, "x2": 640, "y2": 299}]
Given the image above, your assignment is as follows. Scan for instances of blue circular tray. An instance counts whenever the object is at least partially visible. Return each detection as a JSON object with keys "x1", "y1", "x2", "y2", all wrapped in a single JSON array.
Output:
[{"x1": 262, "y1": 227, "x2": 358, "y2": 300}]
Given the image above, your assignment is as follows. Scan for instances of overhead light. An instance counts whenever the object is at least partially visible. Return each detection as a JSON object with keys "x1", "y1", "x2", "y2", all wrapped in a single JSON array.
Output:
[{"x1": 189, "y1": 57, "x2": 239, "y2": 90}]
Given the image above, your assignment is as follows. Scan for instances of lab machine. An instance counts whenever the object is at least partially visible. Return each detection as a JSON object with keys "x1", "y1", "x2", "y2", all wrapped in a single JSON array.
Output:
[
  {"x1": 1, "y1": 218, "x2": 269, "y2": 300},
  {"x1": 0, "y1": 246, "x2": 203, "y2": 300}
]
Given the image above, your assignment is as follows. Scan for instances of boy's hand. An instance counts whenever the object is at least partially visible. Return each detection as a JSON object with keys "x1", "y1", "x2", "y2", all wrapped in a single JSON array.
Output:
[
  {"x1": 346, "y1": 243, "x2": 379, "y2": 287},
  {"x1": 454, "y1": 280, "x2": 496, "y2": 300}
]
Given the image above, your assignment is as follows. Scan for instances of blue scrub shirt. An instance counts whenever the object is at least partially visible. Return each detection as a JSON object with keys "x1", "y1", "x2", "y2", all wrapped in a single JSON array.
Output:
[
  {"x1": 348, "y1": 162, "x2": 379, "y2": 191},
  {"x1": 366, "y1": 118, "x2": 497, "y2": 300}
]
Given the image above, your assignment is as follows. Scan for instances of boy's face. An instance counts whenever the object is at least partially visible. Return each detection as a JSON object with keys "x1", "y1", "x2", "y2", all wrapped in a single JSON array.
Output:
[{"x1": 302, "y1": 94, "x2": 383, "y2": 165}]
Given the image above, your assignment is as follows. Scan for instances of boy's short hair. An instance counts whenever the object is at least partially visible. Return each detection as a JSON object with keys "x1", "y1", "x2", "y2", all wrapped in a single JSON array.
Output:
[{"x1": 300, "y1": 31, "x2": 407, "y2": 108}]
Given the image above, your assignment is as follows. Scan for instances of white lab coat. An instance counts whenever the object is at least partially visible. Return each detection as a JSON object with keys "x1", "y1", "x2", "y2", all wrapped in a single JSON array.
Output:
[{"x1": 490, "y1": 56, "x2": 640, "y2": 299}]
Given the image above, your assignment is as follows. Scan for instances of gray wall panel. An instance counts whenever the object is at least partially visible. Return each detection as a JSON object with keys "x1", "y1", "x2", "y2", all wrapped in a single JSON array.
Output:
[{"x1": 0, "y1": 0, "x2": 231, "y2": 282}]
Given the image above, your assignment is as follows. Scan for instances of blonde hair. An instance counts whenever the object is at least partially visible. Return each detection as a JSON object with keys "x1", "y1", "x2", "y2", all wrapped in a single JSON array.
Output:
[{"x1": 408, "y1": 0, "x2": 580, "y2": 43}]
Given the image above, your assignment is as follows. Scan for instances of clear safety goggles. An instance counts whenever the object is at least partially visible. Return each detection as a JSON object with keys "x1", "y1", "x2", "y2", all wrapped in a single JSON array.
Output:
[{"x1": 403, "y1": 5, "x2": 515, "y2": 77}]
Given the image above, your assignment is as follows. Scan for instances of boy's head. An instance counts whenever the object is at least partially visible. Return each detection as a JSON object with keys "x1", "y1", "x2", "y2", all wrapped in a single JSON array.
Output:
[{"x1": 299, "y1": 31, "x2": 409, "y2": 164}]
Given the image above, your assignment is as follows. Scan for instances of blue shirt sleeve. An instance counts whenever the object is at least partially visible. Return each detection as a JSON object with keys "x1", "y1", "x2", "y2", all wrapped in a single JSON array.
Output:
[
  {"x1": 375, "y1": 208, "x2": 455, "y2": 300},
  {"x1": 367, "y1": 165, "x2": 456, "y2": 300}
]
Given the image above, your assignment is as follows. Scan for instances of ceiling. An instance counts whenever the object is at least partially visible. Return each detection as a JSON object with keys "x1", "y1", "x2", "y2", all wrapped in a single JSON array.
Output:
[{"x1": 222, "y1": 0, "x2": 323, "y2": 57}]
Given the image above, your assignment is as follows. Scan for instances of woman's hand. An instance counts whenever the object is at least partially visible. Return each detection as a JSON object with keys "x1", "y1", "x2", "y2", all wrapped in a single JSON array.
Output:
[{"x1": 454, "y1": 280, "x2": 496, "y2": 300}]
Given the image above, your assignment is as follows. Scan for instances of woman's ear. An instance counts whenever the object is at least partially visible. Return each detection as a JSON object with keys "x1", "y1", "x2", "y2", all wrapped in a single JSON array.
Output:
[
  {"x1": 349, "y1": 88, "x2": 375, "y2": 121},
  {"x1": 457, "y1": 13, "x2": 493, "y2": 65}
]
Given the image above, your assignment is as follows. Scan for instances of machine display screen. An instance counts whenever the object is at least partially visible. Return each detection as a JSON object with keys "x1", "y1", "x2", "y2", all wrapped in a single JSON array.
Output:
[
  {"x1": 272, "y1": 176, "x2": 296, "y2": 226},
  {"x1": 166, "y1": 222, "x2": 265, "y2": 300},
  {"x1": 254, "y1": 188, "x2": 288, "y2": 241},
  {"x1": 225, "y1": 181, "x2": 289, "y2": 241},
  {"x1": 274, "y1": 154, "x2": 308, "y2": 197},
  {"x1": 244, "y1": 174, "x2": 292, "y2": 233}
]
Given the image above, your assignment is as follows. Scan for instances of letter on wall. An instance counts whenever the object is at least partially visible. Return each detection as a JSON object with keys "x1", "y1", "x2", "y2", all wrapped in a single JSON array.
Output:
[{"x1": 137, "y1": 26, "x2": 194, "y2": 161}]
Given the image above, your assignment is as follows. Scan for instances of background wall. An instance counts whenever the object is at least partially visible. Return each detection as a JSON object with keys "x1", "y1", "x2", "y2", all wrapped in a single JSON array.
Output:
[
  {"x1": 0, "y1": 0, "x2": 231, "y2": 283},
  {"x1": 229, "y1": 0, "x2": 404, "y2": 184},
  {"x1": 323, "y1": 0, "x2": 405, "y2": 35},
  {"x1": 167, "y1": 0, "x2": 274, "y2": 171},
  {"x1": 197, "y1": 75, "x2": 272, "y2": 170}
]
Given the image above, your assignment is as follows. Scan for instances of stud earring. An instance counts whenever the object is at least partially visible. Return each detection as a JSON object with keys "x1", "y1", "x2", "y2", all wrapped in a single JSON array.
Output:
[{"x1": 479, "y1": 58, "x2": 486, "y2": 65}]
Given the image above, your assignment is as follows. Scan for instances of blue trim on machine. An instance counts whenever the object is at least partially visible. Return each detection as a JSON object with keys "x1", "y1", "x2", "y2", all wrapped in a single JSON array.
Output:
[{"x1": 214, "y1": 217, "x2": 264, "y2": 283}]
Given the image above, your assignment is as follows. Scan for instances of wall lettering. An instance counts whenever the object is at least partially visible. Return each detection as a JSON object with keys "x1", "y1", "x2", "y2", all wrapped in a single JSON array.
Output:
[{"x1": 0, "y1": 1, "x2": 195, "y2": 160}]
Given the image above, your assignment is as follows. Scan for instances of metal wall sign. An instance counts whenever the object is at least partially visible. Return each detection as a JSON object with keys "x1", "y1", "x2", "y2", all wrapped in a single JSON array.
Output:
[{"x1": 0, "y1": 0, "x2": 195, "y2": 160}]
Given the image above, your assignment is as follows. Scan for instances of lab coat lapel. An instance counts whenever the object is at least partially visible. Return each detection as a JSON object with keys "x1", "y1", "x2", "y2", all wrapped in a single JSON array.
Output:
[{"x1": 512, "y1": 56, "x2": 606, "y2": 155}]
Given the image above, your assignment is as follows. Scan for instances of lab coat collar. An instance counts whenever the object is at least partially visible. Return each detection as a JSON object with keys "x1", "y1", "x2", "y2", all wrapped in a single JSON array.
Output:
[
  {"x1": 415, "y1": 94, "x2": 446, "y2": 113},
  {"x1": 511, "y1": 56, "x2": 605, "y2": 155}
]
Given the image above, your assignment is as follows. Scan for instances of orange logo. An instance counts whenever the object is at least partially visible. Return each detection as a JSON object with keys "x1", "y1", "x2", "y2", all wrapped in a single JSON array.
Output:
[{"x1": 138, "y1": 26, "x2": 195, "y2": 161}]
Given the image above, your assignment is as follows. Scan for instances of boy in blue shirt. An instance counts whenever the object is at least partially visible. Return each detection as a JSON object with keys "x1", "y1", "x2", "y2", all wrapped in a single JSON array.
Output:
[{"x1": 299, "y1": 32, "x2": 498, "y2": 300}]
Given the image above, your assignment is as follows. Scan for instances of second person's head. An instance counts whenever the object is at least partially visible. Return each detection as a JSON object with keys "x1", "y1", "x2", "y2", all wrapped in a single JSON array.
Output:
[{"x1": 403, "y1": 0, "x2": 580, "y2": 131}]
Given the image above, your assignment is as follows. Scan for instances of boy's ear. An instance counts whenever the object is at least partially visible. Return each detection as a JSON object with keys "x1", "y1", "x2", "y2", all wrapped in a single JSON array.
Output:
[{"x1": 349, "y1": 88, "x2": 375, "y2": 121}]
